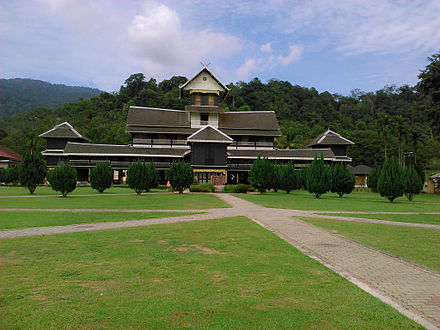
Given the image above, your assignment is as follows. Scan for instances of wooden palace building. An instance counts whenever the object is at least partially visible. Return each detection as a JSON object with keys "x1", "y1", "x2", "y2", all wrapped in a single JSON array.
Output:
[{"x1": 39, "y1": 67, "x2": 354, "y2": 184}]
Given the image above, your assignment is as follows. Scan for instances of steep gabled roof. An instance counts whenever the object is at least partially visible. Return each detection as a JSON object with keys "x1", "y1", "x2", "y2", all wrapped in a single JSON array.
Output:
[
  {"x1": 126, "y1": 106, "x2": 190, "y2": 131},
  {"x1": 39, "y1": 122, "x2": 87, "y2": 140},
  {"x1": 347, "y1": 164, "x2": 371, "y2": 175},
  {"x1": 63, "y1": 142, "x2": 188, "y2": 157},
  {"x1": 227, "y1": 148, "x2": 337, "y2": 160},
  {"x1": 219, "y1": 111, "x2": 280, "y2": 133},
  {"x1": 307, "y1": 129, "x2": 354, "y2": 147},
  {"x1": 180, "y1": 66, "x2": 229, "y2": 97},
  {"x1": 0, "y1": 146, "x2": 22, "y2": 161},
  {"x1": 187, "y1": 125, "x2": 233, "y2": 143}
]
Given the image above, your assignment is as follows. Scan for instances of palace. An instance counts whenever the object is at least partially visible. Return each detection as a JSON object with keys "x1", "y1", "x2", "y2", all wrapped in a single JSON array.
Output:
[{"x1": 39, "y1": 67, "x2": 354, "y2": 184}]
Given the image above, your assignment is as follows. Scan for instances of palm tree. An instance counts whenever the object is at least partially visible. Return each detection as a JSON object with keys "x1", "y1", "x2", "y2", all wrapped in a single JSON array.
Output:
[
  {"x1": 377, "y1": 113, "x2": 393, "y2": 159},
  {"x1": 393, "y1": 115, "x2": 407, "y2": 166},
  {"x1": 408, "y1": 129, "x2": 424, "y2": 164}
]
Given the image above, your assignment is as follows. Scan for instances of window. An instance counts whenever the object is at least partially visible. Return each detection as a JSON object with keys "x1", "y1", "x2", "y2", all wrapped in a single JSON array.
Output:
[
  {"x1": 200, "y1": 113, "x2": 209, "y2": 125},
  {"x1": 208, "y1": 94, "x2": 215, "y2": 106},
  {"x1": 194, "y1": 94, "x2": 201, "y2": 105}
]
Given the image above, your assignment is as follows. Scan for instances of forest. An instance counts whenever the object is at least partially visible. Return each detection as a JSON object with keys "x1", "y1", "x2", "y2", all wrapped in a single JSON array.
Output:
[
  {"x1": 0, "y1": 78, "x2": 103, "y2": 120},
  {"x1": 0, "y1": 53, "x2": 438, "y2": 170}
]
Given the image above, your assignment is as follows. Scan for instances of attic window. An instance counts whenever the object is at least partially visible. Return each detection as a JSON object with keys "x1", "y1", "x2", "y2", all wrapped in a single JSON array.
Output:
[{"x1": 202, "y1": 76, "x2": 207, "y2": 81}]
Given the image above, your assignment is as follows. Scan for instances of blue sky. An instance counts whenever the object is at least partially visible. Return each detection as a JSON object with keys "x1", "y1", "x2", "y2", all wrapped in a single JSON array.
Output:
[{"x1": 1, "y1": 0, "x2": 439, "y2": 95}]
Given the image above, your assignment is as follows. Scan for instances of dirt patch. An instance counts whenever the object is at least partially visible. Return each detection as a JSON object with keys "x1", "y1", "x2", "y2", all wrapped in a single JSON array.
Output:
[
  {"x1": 130, "y1": 239, "x2": 144, "y2": 243},
  {"x1": 0, "y1": 257, "x2": 19, "y2": 265},
  {"x1": 29, "y1": 293, "x2": 47, "y2": 301},
  {"x1": 172, "y1": 244, "x2": 225, "y2": 255},
  {"x1": 79, "y1": 280, "x2": 119, "y2": 292},
  {"x1": 156, "y1": 240, "x2": 168, "y2": 245},
  {"x1": 150, "y1": 277, "x2": 170, "y2": 283}
]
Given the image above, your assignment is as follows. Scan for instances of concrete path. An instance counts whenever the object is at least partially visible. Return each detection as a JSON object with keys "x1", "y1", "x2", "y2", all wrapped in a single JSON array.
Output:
[{"x1": 1, "y1": 193, "x2": 439, "y2": 328}]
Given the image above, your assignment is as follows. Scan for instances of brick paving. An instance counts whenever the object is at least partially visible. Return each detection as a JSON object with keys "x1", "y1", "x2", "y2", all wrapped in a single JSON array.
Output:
[{"x1": 1, "y1": 193, "x2": 439, "y2": 328}]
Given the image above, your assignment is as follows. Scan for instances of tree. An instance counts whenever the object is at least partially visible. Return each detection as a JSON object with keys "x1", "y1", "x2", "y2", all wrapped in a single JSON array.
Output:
[
  {"x1": 19, "y1": 150, "x2": 46, "y2": 194},
  {"x1": 167, "y1": 161, "x2": 193, "y2": 194},
  {"x1": 5, "y1": 166, "x2": 20, "y2": 185},
  {"x1": 377, "y1": 157, "x2": 404, "y2": 202},
  {"x1": 280, "y1": 162, "x2": 298, "y2": 194},
  {"x1": 408, "y1": 129, "x2": 424, "y2": 164},
  {"x1": 403, "y1": 165, "x2": 422, "y2": 201},
  {"x1": 0, "y1": 168, "x2": 5, "y2": 183},
  {"x1": 393, "y1": 115, "x2": 407, "y2": 165},
  {"x1": 306, "y1": 156, "x2": 330, "y2": 198},
  {"x1": 330, "y1": 164, "x2": 355, "y2": 197},
  {"x1": 418, "y1": 52, "x2": 440, "y2": 137},
  {"x1": 272, "y1": 164, "x2": 282, "y2": 192},
  {"x1": 127, "y1": 161, "x2": 159, "y2": 195},
  {"x1": 248, "y1": 157, "x2": 276, "y2": 193},
  {"x1": 367, "y1": 166, "x2": 380, "y2": 192},
  {"x1": 377, "y1": 113, "x2": 394, "y2": 159},
  {"x1": 90, "y1": 162, "x2": 113, "y2": 193},
  {"x1": 47, "y1": 162, "x2": 77, "y2": 197}
]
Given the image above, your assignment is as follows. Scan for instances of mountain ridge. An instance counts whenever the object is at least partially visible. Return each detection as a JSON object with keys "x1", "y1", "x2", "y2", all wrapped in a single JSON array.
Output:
[{"x1": 0, "y1": 78, "x2": 103, "y2": 119}]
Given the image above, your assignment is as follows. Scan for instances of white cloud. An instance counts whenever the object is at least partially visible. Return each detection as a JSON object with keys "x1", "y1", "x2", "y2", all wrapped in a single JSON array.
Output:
[
  {"x1": 271, "y1": 0, "x2": 440, "y2": 56},
  {"x1": 236, "y1": 44, "x2": 303, "y2": 80},
  {"x1": 127, "y1": 4, "x2": 241, "y2": 74},
  {"x1": 277, "y1": 45, "x2": 303, "y2": 65},
  {"x1": 260, "y1": 42, "x2": 272, "y2": 53}
]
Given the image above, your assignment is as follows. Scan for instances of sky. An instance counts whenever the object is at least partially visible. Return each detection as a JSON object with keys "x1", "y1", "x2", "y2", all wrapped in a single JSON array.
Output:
[{"x1": 1, "y1": 0, "x2": 439, "y2": 95}]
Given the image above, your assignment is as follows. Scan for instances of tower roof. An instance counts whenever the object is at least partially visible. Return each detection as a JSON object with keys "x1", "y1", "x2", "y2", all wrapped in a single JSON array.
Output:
[{"x1": 180, "y1": 66, "x2": 229, "y2": 98}]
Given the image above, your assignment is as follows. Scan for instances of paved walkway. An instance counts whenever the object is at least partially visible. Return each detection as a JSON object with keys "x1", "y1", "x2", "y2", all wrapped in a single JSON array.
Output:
[{"x1": 1, "y1": 194, "x2": 439, "y2": 329}]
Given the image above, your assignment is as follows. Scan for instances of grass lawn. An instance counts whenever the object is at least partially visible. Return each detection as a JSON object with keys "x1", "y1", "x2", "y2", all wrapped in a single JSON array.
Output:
[
  {"x1": 0, "y1": 192, "x2": 229, "y2": 210},
  {"x1": 321, "y1": 213, "x2": 440, "y2": 225},
  {"x1": 235, "y1": 190, "x2": 440, "y2": 213},
  {"x1": 0, "y1": 211, "x2": 200, "y2": 229},
  {"x1": 0, "y1": 217, "x2": 420, "y2": 329},
  {"x1": 0, "y1": 185, "x2": 135, "y2": 196},
  {"x1": 301, "y1": 217, "x2": 440, "y2": 272}
]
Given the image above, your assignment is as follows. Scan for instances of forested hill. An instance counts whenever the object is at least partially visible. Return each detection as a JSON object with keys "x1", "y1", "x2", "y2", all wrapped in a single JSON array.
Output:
[
  {"x1": 0, "y1": 78, "x2": 103, "y2": 119},
  {"x1": 0, "y1": 54, "x2": 438, "y2": 170}
]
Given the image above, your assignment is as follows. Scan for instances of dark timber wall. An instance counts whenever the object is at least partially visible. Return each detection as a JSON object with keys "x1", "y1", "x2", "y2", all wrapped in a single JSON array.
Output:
[{"x1": 190, "y1": 143, "x2": 227, "y2": 166}]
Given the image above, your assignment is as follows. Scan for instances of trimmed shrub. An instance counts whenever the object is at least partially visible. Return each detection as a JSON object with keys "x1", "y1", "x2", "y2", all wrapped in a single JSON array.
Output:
[
  {"x1": 90, "y1": 162, "x2": 113, "y2": 193},
  {"x1": 377, "y1": 157, "x2": 404, "y2": 202},
  {"x1": 403, "y1": 165, "x2": 423, "y2": 201},
  {"x1": 5, "y1": 166, "x2": 20, "y2": 185},
  {"x1": 272, "y1": 164, "x2": 282, "y2": 192},
  {"x1": 367, "y1": 166, "x2": 380, "y2": 192},
  {"x1": 47, "y1": 162, "x2": 77, "y2": 197},
  {"x1": 167, "y1": 161, "x2": 194, "y2": 194},
  {"x1": 223, "y1": 184, "x2": 248, "y2": 193},
  {"x1": 127, "y1": 161, "x2": 159, "y2": 195},
  {"x1": 306, "y1": 156, "x2": 330, "y2": 198},
  {"x1": 0, "y1": 168, "x2": 6, "y2": 183},
  {"x1": 19, "y1": 151, "x2": 47, "y2": 194},
  {"x1": 189, "y1": 183, "x2": 215, "y2": 192},
  {"x1": 330, "y1": 163, "x2": 355, "y2": 197},
  {"x1": 249, "y1": 157, "x2": 276, "y2": 193},
  {"x1": 280, "y1": 162, "x2": 298, "y2": 194}
]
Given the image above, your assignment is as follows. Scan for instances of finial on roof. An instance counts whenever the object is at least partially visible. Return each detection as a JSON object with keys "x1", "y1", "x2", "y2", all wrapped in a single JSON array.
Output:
[{"x1": 200, "y1": 61, "x2": 211, "y2": 68}]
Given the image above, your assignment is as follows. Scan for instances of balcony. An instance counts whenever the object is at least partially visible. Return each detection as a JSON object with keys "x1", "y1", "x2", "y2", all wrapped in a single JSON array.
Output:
[
  {"x1": 67, "y1": 159, "x2": 174, "y2": 169},
  {"x1": 132, "y1": 138, "x2": 188, "y2": 148},
  {"x1": 228, "y1": 141, "x2": 274, "y2": 149}
]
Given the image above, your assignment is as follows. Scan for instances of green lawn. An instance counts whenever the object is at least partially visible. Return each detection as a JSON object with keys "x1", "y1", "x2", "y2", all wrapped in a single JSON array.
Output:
[
  {"x1": 1, "y1": 217, "x2": 420, "y2": 329},
  {"x1": 0, "y1": 192, "x2": 229, "y2": 210},
  {"x1": 236, "y1": 190, "x2": 440, "y2": 212},
  {"x1": 301, "y1": 217, "x2": 440, "y2": 272},
  {"x1": 321, "y1": 213, "x2": 440, "y2": 225},
  {"x1": 0, "y1": 211, "x2": 200, "y2": 229},
  {"x1": 0, "y1": 185, "x2": 135, "y2": 196}
]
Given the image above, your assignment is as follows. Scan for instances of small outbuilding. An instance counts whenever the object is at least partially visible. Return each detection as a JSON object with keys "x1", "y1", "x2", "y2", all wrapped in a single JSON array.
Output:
[
  {"x1": 347, "y1": 164, "x2": 372, "y2": 187},
  {"x1": 427, "y1": 173, "x2": 440, "y2": 194},
  {"x1": 0, "y1": 146, "x2": 22, "y2": 168}
]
